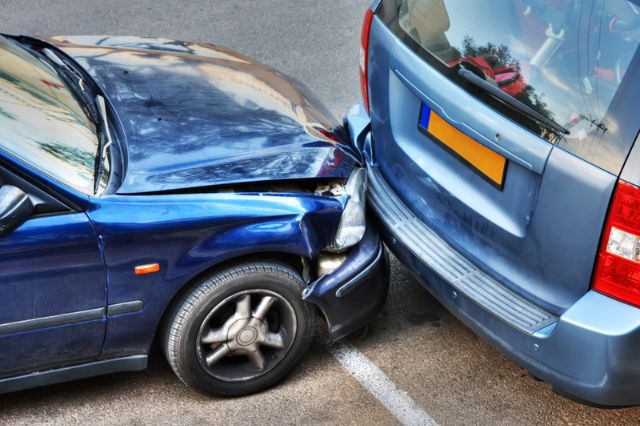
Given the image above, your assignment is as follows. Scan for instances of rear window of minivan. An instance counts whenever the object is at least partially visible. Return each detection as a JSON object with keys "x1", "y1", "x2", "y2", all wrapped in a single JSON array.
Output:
[{"x1": 380, "y1": 0, "x2": 640, "y2": 173}]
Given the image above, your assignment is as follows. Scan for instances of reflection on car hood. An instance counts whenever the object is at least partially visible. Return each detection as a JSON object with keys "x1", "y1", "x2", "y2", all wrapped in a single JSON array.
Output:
[{"x1": 41, "y1": 36, "x2": 357, "y2": 194}]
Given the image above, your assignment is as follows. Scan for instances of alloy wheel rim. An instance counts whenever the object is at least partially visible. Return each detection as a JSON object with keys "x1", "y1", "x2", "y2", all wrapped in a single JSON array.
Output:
[{"x1": 196, "y1": 289, "x2": 297, "y2": 382}]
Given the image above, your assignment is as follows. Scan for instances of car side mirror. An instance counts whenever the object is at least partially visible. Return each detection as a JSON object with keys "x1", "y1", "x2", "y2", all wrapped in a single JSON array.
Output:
[{"x1": 0, "y1": 185, "x2": 33, "y2": 236}]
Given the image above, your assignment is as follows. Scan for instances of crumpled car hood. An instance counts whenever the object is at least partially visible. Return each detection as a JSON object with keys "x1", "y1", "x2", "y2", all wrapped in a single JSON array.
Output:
[{"x1": 42, "y1": 36, "x2": 357, "y2": 194}]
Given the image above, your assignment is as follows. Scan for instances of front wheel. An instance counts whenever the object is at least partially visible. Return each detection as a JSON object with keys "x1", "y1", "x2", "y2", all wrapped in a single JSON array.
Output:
[{"x1": 164, "y1": 262, "x2": 315, "y2": 396}]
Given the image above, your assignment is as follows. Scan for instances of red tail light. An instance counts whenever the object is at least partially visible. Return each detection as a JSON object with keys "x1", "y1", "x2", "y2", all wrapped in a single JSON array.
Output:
[
  {"x1": 593, "y1": 180, "x2": 640, "y2": 307},
  {"x1": 360, "y1": 8, "x2": 374, "y2": 115}
]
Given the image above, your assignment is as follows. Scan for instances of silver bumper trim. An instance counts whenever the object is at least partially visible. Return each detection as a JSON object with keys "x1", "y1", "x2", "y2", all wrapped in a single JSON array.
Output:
[{"x1": 368, "y1": 167, "x2": 557, "y2": 334}]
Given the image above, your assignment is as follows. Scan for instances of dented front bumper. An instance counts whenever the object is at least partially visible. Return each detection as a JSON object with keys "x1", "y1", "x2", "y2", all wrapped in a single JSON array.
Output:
[{"x1": 303, "y1": 219, "x2": 389, "y2": 341}]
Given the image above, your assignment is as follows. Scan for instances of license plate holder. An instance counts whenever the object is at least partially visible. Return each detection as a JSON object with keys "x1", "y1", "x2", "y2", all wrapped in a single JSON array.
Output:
[{"x1": 418, "y1": 103, "x2": 507, "y2": 189}]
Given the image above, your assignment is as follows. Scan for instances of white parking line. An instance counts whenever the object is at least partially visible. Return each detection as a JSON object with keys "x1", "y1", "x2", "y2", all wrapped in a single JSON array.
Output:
[{"x1": 328, "y1": 342, "x2": 438, "y2": 426}]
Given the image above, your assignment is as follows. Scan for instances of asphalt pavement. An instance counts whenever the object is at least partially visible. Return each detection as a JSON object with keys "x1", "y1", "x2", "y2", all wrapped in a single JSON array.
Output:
[{"x1": 2, "y1": 1, "x2": 640, "y2": 425}]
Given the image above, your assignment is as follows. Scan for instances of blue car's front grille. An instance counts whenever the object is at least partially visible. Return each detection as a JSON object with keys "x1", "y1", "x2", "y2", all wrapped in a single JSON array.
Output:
[{"x1": 368, "y1": 168, "x2": 557, "y2": 335}]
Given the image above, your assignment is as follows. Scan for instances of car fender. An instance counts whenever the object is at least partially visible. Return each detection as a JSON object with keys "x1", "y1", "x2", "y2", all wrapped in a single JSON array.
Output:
[{"x1": 87, "y1": 191, "x2": 344, "y2": 358}]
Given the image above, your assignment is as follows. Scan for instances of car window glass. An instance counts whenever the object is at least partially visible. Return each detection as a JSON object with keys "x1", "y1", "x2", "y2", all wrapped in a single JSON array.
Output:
[
  {"x1": 392, "y1": 0, "x2": 640, "y2": 165},
  {"x1": 0, "y1": 36, "x2": 98, "y2": 194}
]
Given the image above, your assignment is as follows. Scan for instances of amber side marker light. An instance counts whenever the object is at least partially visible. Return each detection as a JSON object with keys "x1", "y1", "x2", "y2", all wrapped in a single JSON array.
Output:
[
  {"x1": 135, "y1": 263, "x2": 160, "y2": 275},
  {"x1": 593, "y1": 180, "x2": 640, "y2": 307}
]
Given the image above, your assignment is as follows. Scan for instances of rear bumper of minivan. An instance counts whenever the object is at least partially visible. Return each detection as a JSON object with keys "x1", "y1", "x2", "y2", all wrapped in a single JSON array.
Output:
[
  {"x1": 373, "y1": 163, "x2": 640, "y2": 406},
  {"x1": 346, "y1": 104, "x2": 640, "y2": 407}
]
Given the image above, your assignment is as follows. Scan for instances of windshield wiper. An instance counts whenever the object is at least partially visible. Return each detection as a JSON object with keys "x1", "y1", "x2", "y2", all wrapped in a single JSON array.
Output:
[
  {"x1": 457, "y1": 66, "x2": 570, "y2": 136},
  {"x1": 41, "y1": 48, "x2": 100, "y2": 124},
  {"x1": 41, "y1": 49, "x2": 111, "y2": 194},
  {"x1": 41, "y1": 48, "x2": 110, "y2": 193},
  {"x1": 39, "y1": 48, "x2": 108, "y2": 194},
  {"x1": 93, "y1": 95, "x2": 113, "y2": 194}
]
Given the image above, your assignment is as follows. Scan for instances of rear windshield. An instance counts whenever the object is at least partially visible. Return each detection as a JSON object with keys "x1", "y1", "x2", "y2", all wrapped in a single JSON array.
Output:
[{"x1": 382, "y1": 0, "x2": 640, "y2": 170}]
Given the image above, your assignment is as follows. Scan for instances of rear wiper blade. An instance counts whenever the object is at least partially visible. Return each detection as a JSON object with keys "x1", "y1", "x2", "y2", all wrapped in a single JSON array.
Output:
[{"x1": 457, "y1": 66, "x2": 570, "y2": 136}]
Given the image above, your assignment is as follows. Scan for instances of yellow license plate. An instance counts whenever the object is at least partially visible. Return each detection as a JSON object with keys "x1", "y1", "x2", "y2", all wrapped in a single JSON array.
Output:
[{"x1": 419, "y1": 104, "x2": 507, "y2": 189}]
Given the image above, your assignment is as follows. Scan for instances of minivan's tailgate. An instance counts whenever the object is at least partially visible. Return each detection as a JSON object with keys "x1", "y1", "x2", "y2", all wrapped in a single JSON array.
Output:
[{"x1": 367, "y1": 13, "x2": 617, "y2": 315}]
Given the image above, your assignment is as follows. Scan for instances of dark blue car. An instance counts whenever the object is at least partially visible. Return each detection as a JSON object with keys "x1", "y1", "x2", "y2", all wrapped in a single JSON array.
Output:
[
  {"x1": 349, "y1": 0, "x2": 640, "y2": 406},
  {"x1": 0, "y1": 34, "x2": 388, "y2": 396}
]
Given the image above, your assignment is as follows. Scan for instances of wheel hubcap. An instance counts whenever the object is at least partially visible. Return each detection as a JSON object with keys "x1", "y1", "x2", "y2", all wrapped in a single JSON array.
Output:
[
  {"x1": 196, "y1": 290, "x2": 296, "y2": 382},
  {"x1": 237, "y1": 326, "x2": 258, "y2": 346}
]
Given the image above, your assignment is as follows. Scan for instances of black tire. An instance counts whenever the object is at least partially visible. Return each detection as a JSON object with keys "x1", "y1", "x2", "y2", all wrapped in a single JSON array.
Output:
[{"x1": 164, "y1": 262, "x2": 315, "y2": 396}]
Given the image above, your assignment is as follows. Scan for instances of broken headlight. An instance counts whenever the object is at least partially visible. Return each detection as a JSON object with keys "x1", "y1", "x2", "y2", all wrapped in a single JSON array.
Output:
[{"x1": 330, "y1": 168, "x2": 367, "y2": 251}]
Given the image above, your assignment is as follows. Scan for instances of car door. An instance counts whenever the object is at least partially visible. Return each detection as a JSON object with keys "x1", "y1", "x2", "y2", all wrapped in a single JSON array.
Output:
[{"x1": 0, "y1": 168, "x2": 107, "y2": 377}]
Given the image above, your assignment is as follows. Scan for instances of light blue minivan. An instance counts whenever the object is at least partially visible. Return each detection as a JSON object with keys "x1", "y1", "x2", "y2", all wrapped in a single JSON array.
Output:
[{"x1": 347, "y1": 0, "x2": 640, "y2": 406}]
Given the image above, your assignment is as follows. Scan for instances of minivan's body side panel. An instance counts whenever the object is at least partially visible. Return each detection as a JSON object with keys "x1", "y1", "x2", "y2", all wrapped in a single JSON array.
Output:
[{"x1": 621, "y1": 135, "x2": 640, "y2": 187}]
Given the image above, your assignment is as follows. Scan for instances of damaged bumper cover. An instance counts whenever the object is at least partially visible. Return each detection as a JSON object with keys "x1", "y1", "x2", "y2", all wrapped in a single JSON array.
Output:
[{"x1": 303, "y1": 219, "x2": 389, "y2": 341}]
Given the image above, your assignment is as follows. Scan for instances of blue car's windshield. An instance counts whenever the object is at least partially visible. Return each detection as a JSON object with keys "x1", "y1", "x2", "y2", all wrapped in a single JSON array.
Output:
[
  {"x1": 396, "y1": 0, "x2": 640, "y2": 149},
  {"x1": 0, "y1": 35, "x2": 99, "y2": 194}
]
